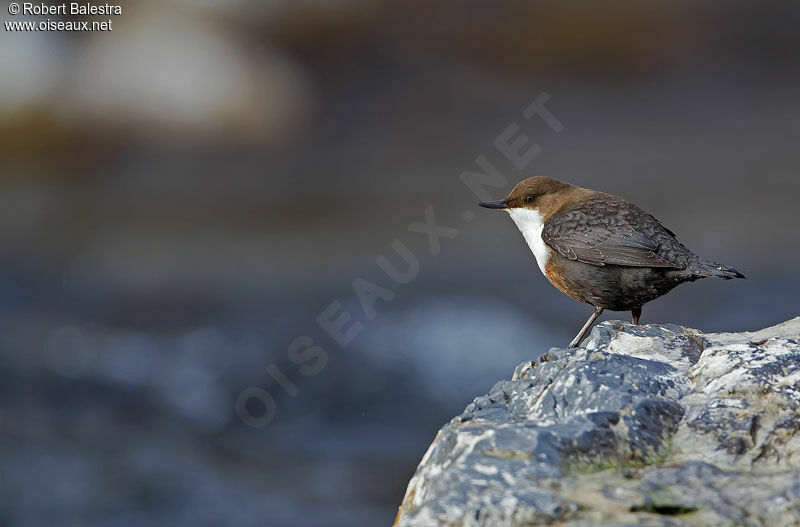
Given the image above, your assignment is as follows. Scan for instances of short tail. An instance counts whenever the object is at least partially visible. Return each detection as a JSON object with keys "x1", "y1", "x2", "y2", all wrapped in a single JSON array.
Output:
[{"x1": 690, "y1": 259, "x2": 746, "y2": 280}]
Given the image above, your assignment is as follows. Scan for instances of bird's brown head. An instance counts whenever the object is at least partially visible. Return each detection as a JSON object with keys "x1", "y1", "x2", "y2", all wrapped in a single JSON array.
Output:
[{"x1": 479, "y1": 176, "x2": 579, "y2": 219}]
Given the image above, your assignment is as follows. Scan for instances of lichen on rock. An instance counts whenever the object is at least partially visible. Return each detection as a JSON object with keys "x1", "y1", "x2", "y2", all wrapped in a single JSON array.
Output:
[{"x1": 395, "y1": 317, "x2": 800, "y2": 526}]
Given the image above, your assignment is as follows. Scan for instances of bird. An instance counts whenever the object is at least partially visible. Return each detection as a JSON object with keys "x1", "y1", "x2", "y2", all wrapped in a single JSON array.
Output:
[{"x1": 479, "y1": 176, "x2": 744, "y2": 348}]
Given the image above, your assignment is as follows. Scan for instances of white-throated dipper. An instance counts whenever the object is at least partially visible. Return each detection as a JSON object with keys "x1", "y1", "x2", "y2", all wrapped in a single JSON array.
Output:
[{"x1": 479, "y1": 177, "x2": 745, "y2": 348}]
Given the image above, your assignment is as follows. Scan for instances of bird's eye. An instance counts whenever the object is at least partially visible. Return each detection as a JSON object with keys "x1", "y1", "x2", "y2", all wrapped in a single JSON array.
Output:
[{"x1": 525, "y1": 195, "x2": 535, "y2": 203}]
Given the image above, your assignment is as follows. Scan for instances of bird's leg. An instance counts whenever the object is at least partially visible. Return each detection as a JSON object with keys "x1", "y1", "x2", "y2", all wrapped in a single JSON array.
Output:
[
  {"x1": 568, "y1": 306, "x2": 604, "y2": 348},
  {"x1": 631, "y1": 306, "x2": 642, "y2": 325}
]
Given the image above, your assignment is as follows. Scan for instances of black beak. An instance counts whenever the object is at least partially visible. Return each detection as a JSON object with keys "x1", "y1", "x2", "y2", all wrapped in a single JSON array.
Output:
[{"x1": 478, "y1": 200, "x2": 508, "y2": 209}]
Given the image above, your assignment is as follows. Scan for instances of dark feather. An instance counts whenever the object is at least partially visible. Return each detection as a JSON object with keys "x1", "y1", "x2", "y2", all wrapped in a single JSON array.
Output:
[{"x1": 542, "y1": 195, "x2": 687, "y2": 269}]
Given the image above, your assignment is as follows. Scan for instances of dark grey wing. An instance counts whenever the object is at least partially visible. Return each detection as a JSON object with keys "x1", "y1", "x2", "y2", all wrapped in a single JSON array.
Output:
[{"x1": 541, "y1": 196, "x2": 685, "y2": 269}]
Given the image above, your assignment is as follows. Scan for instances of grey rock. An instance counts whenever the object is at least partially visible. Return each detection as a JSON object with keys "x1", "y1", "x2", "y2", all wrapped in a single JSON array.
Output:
[{"x1": 395, "y1": 317, "x2": 800, "y2": 526}]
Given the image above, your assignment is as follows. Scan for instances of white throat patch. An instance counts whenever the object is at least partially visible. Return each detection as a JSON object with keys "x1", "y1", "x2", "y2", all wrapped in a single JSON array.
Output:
[{"x1": 506, "y1": 208, "x2": 550, "y2": 275}]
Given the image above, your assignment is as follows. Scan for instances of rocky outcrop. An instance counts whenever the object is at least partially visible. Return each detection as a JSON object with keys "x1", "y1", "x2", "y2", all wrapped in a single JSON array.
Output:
[{"x1": 395, "y1": 318, "x2": 800, "y2": 526}]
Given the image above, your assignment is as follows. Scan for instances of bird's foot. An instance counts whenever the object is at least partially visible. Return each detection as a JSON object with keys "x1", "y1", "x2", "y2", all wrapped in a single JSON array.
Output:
[
  {"x1": 567, "y1": 306, "x2": 604, "y2": 349},
  {"x1": 631, "y1": 306, "x2": 642, "y2": 325}
]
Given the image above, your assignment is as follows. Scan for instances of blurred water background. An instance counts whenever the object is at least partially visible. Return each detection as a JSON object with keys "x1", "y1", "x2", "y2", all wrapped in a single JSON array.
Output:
[{"x1": 1, "y1": 1, "x2": 800, "y2": 525}]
